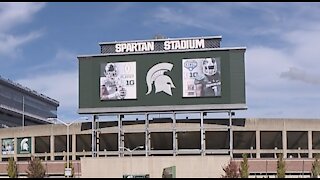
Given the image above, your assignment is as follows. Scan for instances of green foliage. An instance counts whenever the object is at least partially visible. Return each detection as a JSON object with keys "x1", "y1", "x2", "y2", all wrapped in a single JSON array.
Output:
[
  {"x1": 222, "y1": 160, "x2": 240, "y2": 178},
  {"x1": 239, "y1": 153, "x2": 249, "y2": 178},
  {"x1": 64, "y1": 161, "x2": 75, "y2": 177},
  {"x1": 7, "y1": 157, "x2": 18, "y2": 178},
  {"x1": 26, "y1": 156, "x2": 46, "y2": 178},
  {"x1": 312, "y1": 154, "x2": 320, "y2": 178},
  {"x1": 276, "y1": 153, "x2": 286, "y2": 178}
]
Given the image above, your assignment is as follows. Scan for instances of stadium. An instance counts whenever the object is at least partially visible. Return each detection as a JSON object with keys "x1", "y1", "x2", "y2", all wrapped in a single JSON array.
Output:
[
  {"x1": 0, "y1": 36, "x2": 319, "y2": 178},
  {"x1": 0, "y1": 76, "x2": 58, "y2": 128}
]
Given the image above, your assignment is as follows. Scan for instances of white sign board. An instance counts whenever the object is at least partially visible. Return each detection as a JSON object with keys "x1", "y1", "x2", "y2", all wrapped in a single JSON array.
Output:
[{"x1": 65, "y1": 168, "x2": 72, "y2": 177}]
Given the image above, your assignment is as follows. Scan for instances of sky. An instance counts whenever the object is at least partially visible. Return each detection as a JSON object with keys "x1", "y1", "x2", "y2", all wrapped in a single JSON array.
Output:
[{"x1": 1, "y1": 2, "x2": 320, "y2": 122}]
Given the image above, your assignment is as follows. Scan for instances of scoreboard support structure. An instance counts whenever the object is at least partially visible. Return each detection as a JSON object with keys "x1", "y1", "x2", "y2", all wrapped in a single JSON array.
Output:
[{"x1": 90, "y1": 110, "x2": 235, "y2": 158}]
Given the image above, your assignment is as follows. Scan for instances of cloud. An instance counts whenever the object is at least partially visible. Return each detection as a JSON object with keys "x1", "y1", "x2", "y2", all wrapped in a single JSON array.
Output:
[
  {"x1": 17, "y1": 71, "x2": 78, "y2": 108},
  {"x1": 16, "y1": 70, "x2": 79, "y2": 120},
  {"x1": 152, "y1": 4, "x2": 232, "y2": 32},
  {"x1": 15, "y1": 48, "x2": 83, "y2": 122},
  {"x1": 0, "y1": 2, "x2": 46, "y2": 33},
  {"x1": 0, "y1": 2, "x2": 45, "y2": 57},
  {"x1": 8, "y1": 3, "x2": 320, "y2": 120},
  {"x1": 245, "y1": 33, "x2": 320, "y2": 118},
  {"x1": 0, "y1": 31, "x2": 43, "y2": 57},
  {"x1": 27, "y1": 49, "x2": 78, "y2": 72},
  {"x1": 280, "y1": 67, "x2": 320, "y2": 85},
  {"x1": 17, "y1": 48, "x2": 79, "y2": 108},
  {"x1": 151, "y1": 3, "x2": 320, "y2": 37}
]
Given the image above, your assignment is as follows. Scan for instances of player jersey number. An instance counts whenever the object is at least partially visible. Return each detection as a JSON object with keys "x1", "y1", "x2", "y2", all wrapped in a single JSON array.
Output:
[{"x1": 126, "y1": 80, "x2": 135, "y2": 85}]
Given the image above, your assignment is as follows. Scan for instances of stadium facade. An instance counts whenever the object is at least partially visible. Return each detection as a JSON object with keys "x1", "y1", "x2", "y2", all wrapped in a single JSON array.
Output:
[{"x1": 0, "y1": 117, "x2": 319, "y2": 178}]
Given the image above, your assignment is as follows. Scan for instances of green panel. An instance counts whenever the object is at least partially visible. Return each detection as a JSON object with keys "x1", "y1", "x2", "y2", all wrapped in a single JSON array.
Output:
[
  {"x1": 78, "y1": 49, "x2": 246, "y2": 113},
  {"x1": 17, "y1": 137, "x2": 31, "y2": 154},
  {"x1": 79, "y1": 57, "x2": 97, "y2": 109},
  {"x1": 229, "y1": 49, "x2": 246, "y2": 104}
]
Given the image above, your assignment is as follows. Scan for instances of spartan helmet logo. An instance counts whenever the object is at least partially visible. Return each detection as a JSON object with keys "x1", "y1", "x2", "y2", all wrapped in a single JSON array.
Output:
[
  {"x1": 20, "y1": 138, "x2": 29, "y2": 152},
  {"x1": 146, "y1": 62, "x2": 175, "y2": 96}
]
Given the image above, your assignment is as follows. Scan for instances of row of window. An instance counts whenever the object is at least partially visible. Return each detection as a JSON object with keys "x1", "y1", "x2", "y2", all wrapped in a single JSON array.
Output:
[{"x1": 2, "y1": 131, "x2": 320, "y2": 156}]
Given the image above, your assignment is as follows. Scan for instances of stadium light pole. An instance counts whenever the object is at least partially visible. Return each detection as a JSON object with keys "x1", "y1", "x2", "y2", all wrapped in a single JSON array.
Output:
[
  {"x1": 120, "y1": 145, "x2": 144, "y2": 177},
  {"x1": 47, "y1": 117, "x2": 88, "y2": 178}
]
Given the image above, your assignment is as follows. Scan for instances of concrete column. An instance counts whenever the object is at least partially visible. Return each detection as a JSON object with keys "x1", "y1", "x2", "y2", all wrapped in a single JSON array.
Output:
[
  {"x1": 50, "y1": 135, "x2": 54, "y2": 161},
  {"x1": 200, "y1": 112, "x2": 205, "y2": 156},
  {"x1": 256, "y1": 130, "x2": 260, "y2": 158},
  {"x1": 145, "y1": 113, "x2": 150, "y2": 157},
  {"x1": 229, "y1": 111, "x2": 233, "y2": 158},
  {"x1": 118, "y1": 114, "x2": 124, "y2": 157},
  {"x1": 173, "y1": 112, "x2": 177, "y2": 156},
  {"x1": 14, "y1": 137, "x2": 17, "y2": 161},
  {"x1": 0, "y1": 139, "x2": 2, "y2": 161},
  {"x1": 282, "y1": 130, "x2": 287, "y2": 158},
  {"x1": 308, "y1": 131, "x2": 313, "y2": 158},
  {"x1": 72, "y1": 134, "x2": 76, "y2": 160},
  {"x1": 203, "y1": 130, "x2": 206, "y2": 156},
  {"x1": 92, "y1": 115, "x2": 98, "y2": 157},
  {"x1": 31, "y1": 136, "x2": 35, "y2": 155},
  {"x1": 96, "y1": 121, "x2": 100, "y2": 157}
]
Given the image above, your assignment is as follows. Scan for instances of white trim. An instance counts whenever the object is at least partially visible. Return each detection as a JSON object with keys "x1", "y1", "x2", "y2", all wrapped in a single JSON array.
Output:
[
  {"x1": 78, "y1": 104, "x2": 247, "y2": 114},
  {"x1": 77, "y1": 47, "x2": 247, "y2": 58},
  {"x1": 98, "y1": 36, "x2": 222, "y2": 45}
]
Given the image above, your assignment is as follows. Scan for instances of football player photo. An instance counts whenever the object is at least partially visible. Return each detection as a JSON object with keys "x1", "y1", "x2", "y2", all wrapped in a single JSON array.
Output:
[
  {"x1": 182, "y1": 57, "x2": 221, "y2": 97},
  {"x1": 100, "y1": 61, "x2": 136, "y2": 100}
]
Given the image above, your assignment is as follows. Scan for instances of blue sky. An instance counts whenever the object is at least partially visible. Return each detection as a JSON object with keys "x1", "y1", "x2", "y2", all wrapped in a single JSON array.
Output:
[{"x1": 1, "y1": 2, "x2": 320, "y2": 122}]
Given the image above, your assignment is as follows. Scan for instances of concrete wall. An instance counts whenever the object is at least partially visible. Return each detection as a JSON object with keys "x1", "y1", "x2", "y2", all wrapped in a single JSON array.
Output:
[
  {"x1": 80, "y1": 156, "x2": 230, "y2": 178},
  {"x1": 0, "y1": 160, "x2": 81, "y2": 177}
]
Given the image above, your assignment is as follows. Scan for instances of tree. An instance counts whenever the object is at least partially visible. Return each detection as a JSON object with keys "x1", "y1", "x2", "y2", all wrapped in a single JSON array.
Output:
[
  {"x1": 239, "y1": 153, "x2": 249, "y2": 178},
  {"x1": 222, "y1": 160, "x2": 240, "y2": 178},
  {"x1": 276, "y1": 153, "x2": 286, "y2": 178},
  {"x1": 7, "y1": 157, "x2": 18, "y2": 178},
  {"x1": 26, "y1": 156, "x2": 46, "y2": 178},
  {"x1": 312, "y1": 154, "x2": 320, "y2": 178}
]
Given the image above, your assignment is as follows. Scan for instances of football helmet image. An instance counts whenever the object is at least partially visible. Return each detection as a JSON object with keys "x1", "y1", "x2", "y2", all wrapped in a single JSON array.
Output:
[
  {"x1": 104, "y1": 63, "x2": 117, "y2": 79},
  {"x1": 202, "y1": 58, "x2": 217, "y2": 76}
]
